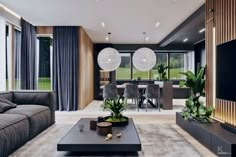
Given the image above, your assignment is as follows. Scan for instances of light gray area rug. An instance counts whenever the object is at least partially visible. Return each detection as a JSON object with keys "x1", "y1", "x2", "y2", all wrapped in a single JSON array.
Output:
[{"x1": 10, "y1": 124, "x2": 202, "y2": 157}]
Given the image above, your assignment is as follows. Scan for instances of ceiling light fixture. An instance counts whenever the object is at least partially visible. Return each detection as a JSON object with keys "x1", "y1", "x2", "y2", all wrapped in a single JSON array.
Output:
[
  {"x1": 0, "y1": 4, "x2": 21, "y2": 19},
  {"x1": 155, "y1": 22, "x2": 160, "y2": 28},
  {"x1": 183, "y1": 38, "x2": 188, "y2": 42},
  {"x1": 145, "y1": 37, "x2": 149, "y2": 41},
  {"x1": 98, "y1": 32, "x2": 121, "y2": 72},
  {"x1": 101, "y1": 22, "x2": 105, "y2": 28},
  {"x1": 132, "y1": 32, "x2": 156, "y2": 71},
  {"x1": 97, "y1": 48, "x2": 121, "y2": 72},
  {"x1": 105, "y1": 32, "x2": 111, "y2": 41},
  {"x1": 199, "y1": 28, "x2": 205, "y2": 33}
]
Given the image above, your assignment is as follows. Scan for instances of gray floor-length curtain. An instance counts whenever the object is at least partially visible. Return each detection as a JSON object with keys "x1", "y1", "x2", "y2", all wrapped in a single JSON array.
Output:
[
  {"x1": 53, "y1": 26, "x2": 78, "y2": 111},
  {"x1": 20, "y1": 18, "x2": 37, "y2": 89}
]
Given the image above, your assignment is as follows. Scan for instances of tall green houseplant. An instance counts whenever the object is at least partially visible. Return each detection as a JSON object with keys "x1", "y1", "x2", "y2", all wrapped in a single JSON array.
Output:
[
  {"x1": 180, "y1": 67, "x2": 212, "y2": 122},
  {"x1": 156, "y1": 63, "x2": 169, "y2": 81}
]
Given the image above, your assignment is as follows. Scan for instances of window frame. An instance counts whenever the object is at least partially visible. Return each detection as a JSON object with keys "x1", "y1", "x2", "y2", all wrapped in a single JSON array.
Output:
[{"x1": 115, "y1": 51, "x2": 193, "y2": 81}]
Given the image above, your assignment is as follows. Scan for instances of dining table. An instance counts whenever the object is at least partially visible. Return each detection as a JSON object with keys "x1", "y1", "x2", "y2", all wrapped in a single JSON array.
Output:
[{"x1": 100, "y1": 84, "x2": 183, "y2": 108}]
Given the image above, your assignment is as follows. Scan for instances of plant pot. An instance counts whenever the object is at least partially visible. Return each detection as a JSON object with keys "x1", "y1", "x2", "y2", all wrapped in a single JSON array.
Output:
[
  {"x1": 104, "y1": 116, "x2": 129, "y2": 127},
  {"x1": 154, "y1": 81, "x2": 163, "y2": 86}
]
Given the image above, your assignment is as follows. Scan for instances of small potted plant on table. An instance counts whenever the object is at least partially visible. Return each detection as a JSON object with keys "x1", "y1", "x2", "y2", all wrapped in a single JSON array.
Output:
[{"x1": 102, "y1": 96, "x2": 129, "y2": 126}]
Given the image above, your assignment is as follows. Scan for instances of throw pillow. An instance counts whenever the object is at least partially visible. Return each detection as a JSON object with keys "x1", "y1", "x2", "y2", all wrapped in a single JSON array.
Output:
[{"x1": 0, "y1": 98, "x2": 17, "y2": 113}]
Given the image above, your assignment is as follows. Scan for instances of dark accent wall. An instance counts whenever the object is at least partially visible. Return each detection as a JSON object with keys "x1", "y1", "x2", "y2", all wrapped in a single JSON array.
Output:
[
  {"x1": 194, "y1": 40, "x2": 205, "y2": 73},
  {"x1": 93, "y1": 44, "x2": 112, "y2": 100},
  {"x1": 112, "y1": 44, "x2": 193, "y2": 52}
]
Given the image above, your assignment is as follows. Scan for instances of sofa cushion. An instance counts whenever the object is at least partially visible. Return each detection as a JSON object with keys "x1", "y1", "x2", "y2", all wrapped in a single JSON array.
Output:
[
  {"x1": 5, "y1": 104, "x2": 49, "y2": 117},
  {"x1": 0, "y1": 92, "x2": 13, "y2": 102},
  {"x1": 5, "y1": 105, "x2": 51, "y2": 139},
  {"x1": 0, "y1": 114, "x2": 27, "y2": 129},
  {"x1": 0, "y1": 98, "x2": 17, "y2": 113},
  {"x1": 0, "y1": 114, "x2": 29, "y2": 157},
  {"x1": 13, "y1": 92, "x2": 50, "y2": 106}
]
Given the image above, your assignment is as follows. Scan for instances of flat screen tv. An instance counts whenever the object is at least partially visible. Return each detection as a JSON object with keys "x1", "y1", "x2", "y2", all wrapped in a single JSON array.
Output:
[{"x1": 216, "y1": 39, "x2": 236, "y2": 101}]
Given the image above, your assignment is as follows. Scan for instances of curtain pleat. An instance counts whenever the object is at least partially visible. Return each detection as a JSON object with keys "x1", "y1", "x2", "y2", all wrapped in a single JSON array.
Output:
[
  {"x1": 53, "y1": 26, "x2": 78, "y2": 111},
  {"x1": 20, "y1": 18, "x2": 36, "y2": 89}
]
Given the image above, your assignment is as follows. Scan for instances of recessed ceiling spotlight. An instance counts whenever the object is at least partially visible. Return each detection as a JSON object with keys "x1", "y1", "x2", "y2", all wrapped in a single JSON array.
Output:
[
  {"x1": 183, "y1": 38, "x2": 188, "y2": 42},
  {"x1": 155, "y1": 22, "x2": 160, "y2": 28},
  {"x1": 145, "y1": 37, "x2": 149, "y2": 41},
  {"x1": 199, "y1": 28, "x2": 205, "y2": 33},
  {"x1": 105, "y1": 37, "x2": 109, "y2": 41},
  {"x1": 101, "y1": 22, "x2": 105, "y2": 28}
]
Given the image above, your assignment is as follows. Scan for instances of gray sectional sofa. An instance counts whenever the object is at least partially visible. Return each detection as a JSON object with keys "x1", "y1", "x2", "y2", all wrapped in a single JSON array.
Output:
[{"x1": 0, "y1": 91, "x2": 55, "y2": 157}]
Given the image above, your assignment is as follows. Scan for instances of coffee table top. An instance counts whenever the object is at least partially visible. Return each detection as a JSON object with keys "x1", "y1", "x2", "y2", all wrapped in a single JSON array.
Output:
[{"x1": 57, "y1": 118, "x2": 141, "y2": 152}]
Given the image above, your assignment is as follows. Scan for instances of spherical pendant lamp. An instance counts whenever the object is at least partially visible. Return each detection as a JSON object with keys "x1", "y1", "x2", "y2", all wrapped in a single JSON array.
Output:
[
  {"x1": 133, "y1": 47, "x2": 156, "y2": 71},
  {"x1": 97, "y1": 47, "x2": 121, "y2": 72}
]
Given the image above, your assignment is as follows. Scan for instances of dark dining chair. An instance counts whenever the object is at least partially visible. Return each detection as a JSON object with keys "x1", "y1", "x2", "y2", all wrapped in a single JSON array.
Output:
[
  {"x1": 124, "y1": 84, "x2": 140, "y2": 111},
  {"x1": 144, "y1": 84, "x2": 160, "y2": 112},
  {"x1": 103, "y1": 84, "x2": 118, "y2": 101}
]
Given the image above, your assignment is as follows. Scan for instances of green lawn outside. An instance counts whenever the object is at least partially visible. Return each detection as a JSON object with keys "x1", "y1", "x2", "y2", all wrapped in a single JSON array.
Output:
[
  {"x1": 116, "y1": 67, "x2": 131, "y2": 79},
  {"x1": 116, "y1": 67, "x2": 185, "y2": 80},
  {"x1": 38, "y1": 77, "x2": 51, "y2": 90},
  {"x1": 6, "y1": 78, "x2": 51, "y2": 90},
  {"x1": 169, "y1": 68, "x2": 185, "y2": 79}
]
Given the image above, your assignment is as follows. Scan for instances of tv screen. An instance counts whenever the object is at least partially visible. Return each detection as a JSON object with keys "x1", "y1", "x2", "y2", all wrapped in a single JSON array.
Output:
[{"x1": 216, "y1": 39, "x2": 236, "y2": 101}]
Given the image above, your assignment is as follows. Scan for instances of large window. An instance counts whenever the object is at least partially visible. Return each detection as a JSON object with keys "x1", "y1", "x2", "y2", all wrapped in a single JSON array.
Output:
[
  {"x1": 14, "y1": 29, "x2": 21, "y2": 89},
  {"x1": 6, "y1": 24, "x2": 13, "y2": 90},
  {"x1": 36, "y1": 36, "x2": 53, "y2": 90},
  {"x1": 169, "y1": 53, "x2": 185, "y2": 79},
  {"x1": 115, "y1": 52, "x2": 194, "y2": 80},
  {"x1": 5, "y1": 25, "x2": 9, "y2": 90},
  {"x1": 151, "y1": 53, "x2": 168, "y2": 79},
  {"x1": 116, "y1": 53, "x2": 131, "y2": 80},
  {"x1": 132, "y1": 67, "x2": 149, "y2": 80}
]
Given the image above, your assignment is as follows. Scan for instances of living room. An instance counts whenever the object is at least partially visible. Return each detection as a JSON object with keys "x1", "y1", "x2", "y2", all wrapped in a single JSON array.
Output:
[{"x1": 0, "y1": 0, "x2": 236, "y2": 157}]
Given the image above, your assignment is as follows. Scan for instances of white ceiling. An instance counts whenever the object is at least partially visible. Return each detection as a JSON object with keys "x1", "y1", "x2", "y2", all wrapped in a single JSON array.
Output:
[{"x1": 0, "y1": 0, "x2": 205, "y2": 44}]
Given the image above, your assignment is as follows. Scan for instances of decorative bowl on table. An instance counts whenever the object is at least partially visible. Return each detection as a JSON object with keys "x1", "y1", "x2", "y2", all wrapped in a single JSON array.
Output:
[{"x1": 104, "y1": 116, "x2": 129, "y2": 127}]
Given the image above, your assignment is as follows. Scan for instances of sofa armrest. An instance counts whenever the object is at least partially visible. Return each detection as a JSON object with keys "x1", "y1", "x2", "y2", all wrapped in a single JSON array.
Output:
[{"x1": 12, "y1": 90, "x2": 56, "y2": 124}]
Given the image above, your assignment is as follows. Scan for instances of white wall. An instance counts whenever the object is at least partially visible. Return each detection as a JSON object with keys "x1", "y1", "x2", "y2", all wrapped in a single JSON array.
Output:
[
  {"x1": 0, "y1": 6, "x2": 21, "y2": 27},
  {"x1": 0, "y1": 17, "x2": 6, "y2": 91}
]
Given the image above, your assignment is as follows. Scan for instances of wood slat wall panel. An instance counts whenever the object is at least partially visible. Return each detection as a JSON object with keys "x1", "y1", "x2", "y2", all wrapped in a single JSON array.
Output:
[
  {"x1": 78, "y1": 27, "x2": 94, "y2": 109},
  {"x1": 206, "y1": 0, "x2": 236, "y2": 126},
  {"x1": 205, "y1": 0, "x2": 214, "y2": 106}
]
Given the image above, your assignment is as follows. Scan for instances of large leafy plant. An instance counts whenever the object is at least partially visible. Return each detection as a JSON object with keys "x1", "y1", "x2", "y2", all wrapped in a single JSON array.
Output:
[
  {"x1": 102, "y1": 96, "x2": 127, "y2": 120},
  {"x1": 179, "y1": 67, "x2": 205, "y2": 96},
  {"x1": 156, "y1": 63, "x2": 169, "y2": 81},
  {"x1": 180, "y1": 67, "x2": 213, "y2": 122}
]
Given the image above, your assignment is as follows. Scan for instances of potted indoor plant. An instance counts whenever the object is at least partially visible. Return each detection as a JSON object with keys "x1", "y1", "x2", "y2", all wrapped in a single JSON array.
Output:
[
  {"x1": 102, "y1": 95, "x2": 129, "y2": 126},
  {"x1": 154, "y1": 63, "x2": 169, "y2": 86},
  {"x1": 179, "y1": 66, "x2": 213, "y2": 122}
]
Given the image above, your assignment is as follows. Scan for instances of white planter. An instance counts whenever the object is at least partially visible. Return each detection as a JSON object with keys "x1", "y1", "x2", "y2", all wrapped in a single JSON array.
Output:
[{"x1": 154, "y1": 81, "x2": 163, "y2": 86}]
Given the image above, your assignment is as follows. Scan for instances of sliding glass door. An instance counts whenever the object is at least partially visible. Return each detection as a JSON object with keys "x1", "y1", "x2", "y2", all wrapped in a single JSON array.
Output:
[{"x1": 36, "y1": 36, "x2": 53, "y2": 90}]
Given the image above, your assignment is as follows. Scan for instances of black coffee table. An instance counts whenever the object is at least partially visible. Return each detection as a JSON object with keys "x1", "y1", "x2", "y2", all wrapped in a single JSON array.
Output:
[{"x1": 57, "y1": 118, "x2": 141, "y2": 153}]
